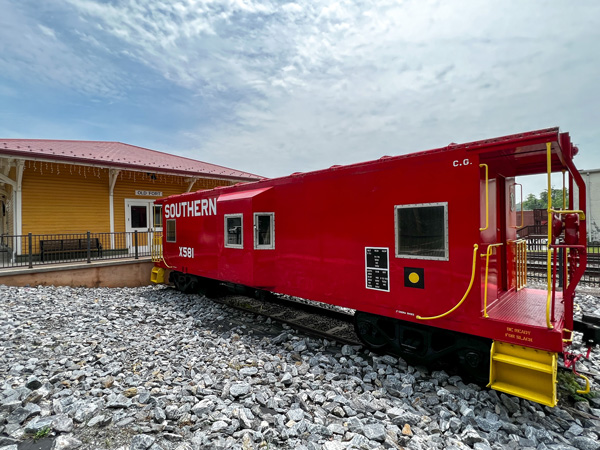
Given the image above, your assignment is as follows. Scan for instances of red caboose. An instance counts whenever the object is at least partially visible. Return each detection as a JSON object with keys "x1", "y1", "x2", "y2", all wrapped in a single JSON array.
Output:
[{"x1": 152, "y1": 128, "x2": 591, "y2": 406}]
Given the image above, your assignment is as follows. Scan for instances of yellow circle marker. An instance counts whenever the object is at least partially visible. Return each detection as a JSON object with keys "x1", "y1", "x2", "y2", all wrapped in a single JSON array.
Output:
[{"x1": 409, "y1": 272, "x2": 420, "y2": 284}]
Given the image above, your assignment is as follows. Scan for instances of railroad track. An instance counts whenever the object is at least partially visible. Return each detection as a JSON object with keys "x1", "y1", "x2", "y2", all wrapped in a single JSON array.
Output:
[
  {"x1": 204, "y1": 291, "x2": 599, "y2": 386},
  {"x1": 212, "y1": 294, "x2": 362, "y2": 347}
]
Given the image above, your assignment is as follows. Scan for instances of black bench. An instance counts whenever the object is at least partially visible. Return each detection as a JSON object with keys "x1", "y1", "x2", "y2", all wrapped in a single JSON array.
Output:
[{"x1": 40, "y1": 238, "x2": 102, "y2": 262}]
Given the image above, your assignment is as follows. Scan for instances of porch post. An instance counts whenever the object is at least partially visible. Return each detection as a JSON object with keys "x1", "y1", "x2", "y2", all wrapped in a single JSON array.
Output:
[
  {"x1": 15, "y1": 161, "x2": 24, "y2": 239},
  {"x1": 0, "y1": 163, "x2": 17, "y2": 238},
  {"x1": 0, "y1": 159, "x2": 18, "y2": 258},
  {"x1": 109, "y1": 169, "x2": 120, "y2": 250}
]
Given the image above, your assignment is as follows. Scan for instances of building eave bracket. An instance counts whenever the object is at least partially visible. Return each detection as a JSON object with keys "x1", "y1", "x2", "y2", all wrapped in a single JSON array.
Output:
[
  {"x1": 186, "y1": 177, "x2": 199, "y2": 193},
  {"x1": 0, "y1": 172, "x2": 16, "y2": 188}
]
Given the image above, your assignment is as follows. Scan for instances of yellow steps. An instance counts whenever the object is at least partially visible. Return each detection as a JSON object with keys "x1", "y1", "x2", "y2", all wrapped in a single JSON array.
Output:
[
  {"x1": 492, "y1": 353, "x2": 554, "y2": 373},
  {"x1": 488, "y1": 341, "x2": 557, "y2": 407},
  {"x1": 150, "y1": 267, "x2": 165, "y2": 284}
]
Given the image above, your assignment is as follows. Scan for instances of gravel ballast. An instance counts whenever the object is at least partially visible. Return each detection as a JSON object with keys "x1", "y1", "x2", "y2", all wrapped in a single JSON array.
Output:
[{"x1": 1, "y1": 284, "x2": 600, "y2": 450}]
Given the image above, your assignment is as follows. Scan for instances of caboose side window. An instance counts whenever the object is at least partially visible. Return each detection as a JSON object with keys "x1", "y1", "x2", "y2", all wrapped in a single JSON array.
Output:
[
  {"x1": 395, "y1": 203, "x2": 448, "y2": 260},
  {"x1": 225, "y1": 214, "x2": 243, "y2": 248},
  {"x1": 166, "y1": 219, "x2": 176, "y2": 243},
  {"x1": 254, "y1": 213, "x2": 275, "y2": 249}
]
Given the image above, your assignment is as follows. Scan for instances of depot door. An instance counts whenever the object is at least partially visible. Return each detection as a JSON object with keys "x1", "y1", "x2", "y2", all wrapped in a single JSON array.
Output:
[{"x1": 125, "y1": 199, "x2": 155, "y2": 254}]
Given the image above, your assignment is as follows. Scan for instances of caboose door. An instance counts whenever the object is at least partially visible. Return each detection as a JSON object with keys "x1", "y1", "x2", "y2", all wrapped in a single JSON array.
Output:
[
  {"x1": 481, "y1": 172, "x2": 518, "y2": 310},
  {"x1": 496, "y1": 176, "x2": 508, "y2": 293},
  {"x1": 495, "y1": 175, "x2": 518, "y2": 295}
]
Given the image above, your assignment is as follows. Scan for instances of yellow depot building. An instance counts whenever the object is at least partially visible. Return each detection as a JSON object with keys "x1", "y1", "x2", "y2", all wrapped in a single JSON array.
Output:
[{"x1": 0, "y1": 139, "x2": 261, "y2": 263}]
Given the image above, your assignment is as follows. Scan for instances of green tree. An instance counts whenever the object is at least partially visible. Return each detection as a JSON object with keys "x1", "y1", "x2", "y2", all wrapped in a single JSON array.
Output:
[
  {"x1": 522, "y1": 193, "x2": 545, "y2": 210},
  {"x1": 522, "y1": 188, "x2": 567, "y2": 210}
]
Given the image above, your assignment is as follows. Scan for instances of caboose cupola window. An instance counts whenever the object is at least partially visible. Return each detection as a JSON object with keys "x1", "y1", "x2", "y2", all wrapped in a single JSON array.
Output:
[
  {"x1": 225, "y1": 214, "x2": 243, "y2": 248},
  {"x1": 395, "y1": 202, "x2": 448, "y2": 260},
  {"x1": 254, "y1": 213, "x2": 275, "y2": 249}
]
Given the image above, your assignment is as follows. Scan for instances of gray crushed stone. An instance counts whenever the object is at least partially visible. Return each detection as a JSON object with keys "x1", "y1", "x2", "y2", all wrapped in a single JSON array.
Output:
[{"x1": 0, "y1": 284, "x2": 599, "y2": 449}]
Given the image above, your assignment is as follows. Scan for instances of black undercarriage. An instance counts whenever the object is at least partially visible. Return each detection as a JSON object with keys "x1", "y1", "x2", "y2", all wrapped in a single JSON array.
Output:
[
  {"x1": 574, "y1": 314, "x2": 600, "y2": 347},
  {"x1": 354, "y1": 310, "x2": 491, "y2": 383},
  {"x1": 170, "y1": 270, "x2": 493, "y2": 383}
]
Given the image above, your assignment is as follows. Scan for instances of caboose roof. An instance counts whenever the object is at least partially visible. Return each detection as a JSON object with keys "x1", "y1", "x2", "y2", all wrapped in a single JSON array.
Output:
[
  {"x1": 278, "y1": 127, "x2": 574, "y2": 182},
  {"x1": 0, "y1": 139, "x2": 263, "y2": 182},
  {"x1": 157, "y1": 127, "x2": 576, "y2": 203},
  {"x1": 282, "y1": 126, "x2": 574, "y2": 181}
]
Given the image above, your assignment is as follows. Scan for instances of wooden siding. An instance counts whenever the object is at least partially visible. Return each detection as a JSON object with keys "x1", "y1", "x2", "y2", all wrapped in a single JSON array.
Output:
[
  {"x1": 22, "y1": 164, "x2": 110, "y2": 234},
  {"x1": 112, "y1": 172, "x2": 234, "y2": 232},
  {"x1": 21, "y1": 162, "x2": 235, "y2": 235}
]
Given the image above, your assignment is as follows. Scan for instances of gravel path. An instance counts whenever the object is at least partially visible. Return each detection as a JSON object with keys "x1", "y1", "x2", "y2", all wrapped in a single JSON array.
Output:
[{"x1": 1, "y1": 284, "x2": 600, "y2": 450}]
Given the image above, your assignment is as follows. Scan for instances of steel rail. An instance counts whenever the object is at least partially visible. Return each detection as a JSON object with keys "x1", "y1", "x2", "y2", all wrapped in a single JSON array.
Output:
[{"x1": 211, "y1": 294, "x2": 362, "y2": 347}]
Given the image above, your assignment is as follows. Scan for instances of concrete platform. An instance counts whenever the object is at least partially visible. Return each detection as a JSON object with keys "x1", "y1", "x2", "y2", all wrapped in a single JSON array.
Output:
[{"x1": 0, "y1": 258, "x2": 155, "y2": 288}]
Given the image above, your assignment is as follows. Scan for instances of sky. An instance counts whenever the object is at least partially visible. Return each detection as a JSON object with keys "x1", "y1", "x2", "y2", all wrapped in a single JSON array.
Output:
[{"x1": 1, "y1": 0, "x2": 598, "y2": 196}]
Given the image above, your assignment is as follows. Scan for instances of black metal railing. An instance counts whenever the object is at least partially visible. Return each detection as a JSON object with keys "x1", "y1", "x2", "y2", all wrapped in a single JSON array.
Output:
[
  {"x1": 524, "y1": 240, "x2": 600, "y2": 287},
  {"x1": 517, "y1": 224, "x2": 546, "y2": 239},
  {"x1": 0, "y1": 231, "x2": 158, "y2": 269},
  {"x1": 2, "y1": 230, "x2": 599, "y2": 287}
]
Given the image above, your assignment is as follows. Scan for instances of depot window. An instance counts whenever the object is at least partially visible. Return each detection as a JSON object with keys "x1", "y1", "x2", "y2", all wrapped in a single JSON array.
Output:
[
  {"x1": 225, "y1": 214, "x2": 243, "y2": 248},
  {"x1": 254, "y1": 213, "x2": 275, "y2": 249},
  {"x1": 395, "y1": 203, "x2": 448, "y2": 260},
  {"x1": 166, "y1": 219, "x2": 176, "y2": 243},
  {"x1": 131, "y1": 206, "x2": 148, "y2": 228}
]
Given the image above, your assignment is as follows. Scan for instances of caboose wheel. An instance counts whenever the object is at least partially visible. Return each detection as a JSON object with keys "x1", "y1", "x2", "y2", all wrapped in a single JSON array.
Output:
[
  {"x1": 172, "y1": 273, "x2": 185, "y2": 291},
  {"x1": 456, "y1": 339, "x2": 491, "y2": 384},
  {"x1": 198, "y1": 279, "x2": 221, "y2": 298},
  {"x1": 354, "y1": 311, "x2": 391, "y2": 350},
  {"x1": 173, "y1": 272, "x2": 198, "y2": 294}
]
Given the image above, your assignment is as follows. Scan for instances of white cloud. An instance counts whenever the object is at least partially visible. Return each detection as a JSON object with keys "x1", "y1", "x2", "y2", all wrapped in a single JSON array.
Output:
[
  {"x1": 0, "y1": 1, "x2": 122, "y2": 96},
  {"x1": 1, "y1": 0, "x2": 599, "y2": 188},
  {"x1": 185, "y1": 0, "x2": 600, "y2": 179},
  {"x1": 38, "y1": 24, "x2": 57, "y2": 39}
]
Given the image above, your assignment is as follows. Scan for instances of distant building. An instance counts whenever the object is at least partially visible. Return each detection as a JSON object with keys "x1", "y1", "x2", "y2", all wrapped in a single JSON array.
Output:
[
  {"x1": 0, "y1": 139, "x2": 262, "y2": 255},
  {"x1": 517, "y1": 209, "x2": 547, "y2": 228},
  {"x1": 578, "y1": 169, "x2": 600, "y2": 242}
]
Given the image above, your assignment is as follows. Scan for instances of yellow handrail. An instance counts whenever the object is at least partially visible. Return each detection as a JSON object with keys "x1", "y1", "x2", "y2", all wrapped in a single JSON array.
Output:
[
  {"x1": 562, "y1": 170, "x2": 566, "y2": 210},
  {"x1": 417, "y1": 244, "x2": 478, "y2": 320},
  {"x1": 562, "y1": 328, "x2": 573, "y2": 344},
  {"x1": 481, "y1": 243, "x2": 504, "y2": 318},
  {"x1": 576, "y1": 373, "x2": 591, "y2": 395},
  {"x1": 515, "y1": 239, "x2": 527, "y2": 290},
  {"x1": 546, "y1": 142, "x2": 554, "y2": 329},
  {"x1": 151, "y1": 232, "x2": 163, "y2": 262},
  {"x1": 549, "y1": 168, "x2": 584, "y2": 219},
  {"x1": 151, "y1": 232, "x2": 174, "y2": 269},
  {"x1": 480, "y1": 164, "x2": 489, "y2": 231},
  {"x1": 548, "y1": 208, "x2": 585, "y2": 220}
]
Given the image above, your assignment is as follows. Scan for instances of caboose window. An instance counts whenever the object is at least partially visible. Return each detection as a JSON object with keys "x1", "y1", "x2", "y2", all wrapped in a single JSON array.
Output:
[
  {"x1": 225, "y1": 214, "x2": 243, "y2": 248},
  {"x1": 166, "y1": 219, "x2": 176, "y2": 243},
  {"x1": 254, "y1": 213, "x2": 274, "y2": 249},
  {"x1": 395, "y1": 203, "x2": 448, "y2": 260}
]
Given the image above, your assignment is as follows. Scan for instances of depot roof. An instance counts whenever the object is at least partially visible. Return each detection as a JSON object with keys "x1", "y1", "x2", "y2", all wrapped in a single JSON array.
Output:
[{"x1": 0, "y1": 139, "x2": 263, "y2": 182}]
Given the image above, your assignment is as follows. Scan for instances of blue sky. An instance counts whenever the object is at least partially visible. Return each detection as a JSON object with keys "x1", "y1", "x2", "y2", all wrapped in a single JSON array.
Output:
[{"x1": 1, "y1": 0, "x2": 599, "y2": 195}]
